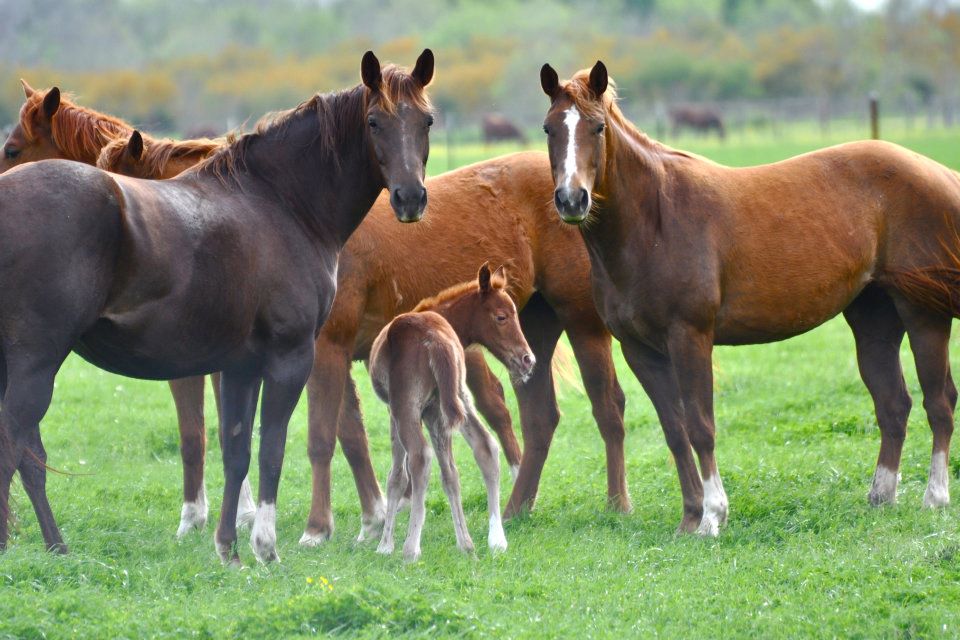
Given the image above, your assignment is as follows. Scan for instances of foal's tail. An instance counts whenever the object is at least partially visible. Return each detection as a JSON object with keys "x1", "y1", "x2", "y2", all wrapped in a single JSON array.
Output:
[
  {"x1": 427, "y1": 341, "x2": 467, "y2": 429},
  {"x1": 889, "y1": 227, "x2": 960, "y2": 318}
]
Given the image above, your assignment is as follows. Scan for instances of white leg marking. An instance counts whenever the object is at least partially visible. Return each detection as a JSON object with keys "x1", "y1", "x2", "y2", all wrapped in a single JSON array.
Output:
[
  {"x1": 924, "y1": 451, "x2": 950, "y2": 508},
  {"x1": 357, "y1": 497, "x2": 386, "y2": 543},
  {"x1": 561, "y1": 107, "x2": 581, "y2": 189},
  {"x1": 176, "y1": 483, "x2": 208, "y2": 538},
  {"x1": 509, "y1": 464, "x2": 520, "y2": 482},
  {"x1": 250, "y1": 502, "x2": 279, "y2": 563},
  {"x1": 696, "y1": 473, "x2": 728, "y2": 537},
  {"x1": 488, "y1": 513, "x2": 507, "y2": 553},
  {"x1": 236, "y1": 477, "x2": 256, "y2": 529},
  {"x1": 869, "y1": 465, "x2": 900, "y2": 505}
]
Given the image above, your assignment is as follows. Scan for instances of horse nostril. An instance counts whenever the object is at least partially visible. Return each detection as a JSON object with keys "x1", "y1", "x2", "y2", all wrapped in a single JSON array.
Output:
[
  {"x1": 418, "y1": 186, "x2": 427, "y2": 206},
  {"x1": 578, "y1": 188, "x2": 589, "y2": 210},
  {"x1": 554, "y1": 189, "x2": 564, "y2": 210},
  {"x1": 522, "y1": 353, "x2": 535, "y2": 367}
]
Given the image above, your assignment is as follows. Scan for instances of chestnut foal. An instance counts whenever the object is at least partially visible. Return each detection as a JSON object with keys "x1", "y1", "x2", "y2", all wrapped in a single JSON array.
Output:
[{"x1": 370, "y1": 264, "x2": 535, "y2": 561}]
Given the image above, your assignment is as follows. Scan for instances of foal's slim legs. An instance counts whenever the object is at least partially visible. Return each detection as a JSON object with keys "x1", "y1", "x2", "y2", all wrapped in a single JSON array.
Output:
[
  {"x1": 843, "y1": 287, "x2": 911, "y2": 505},
  {"x1": 894, "y1": 298, "x2": 955, "y2": 508},
  {"x1": 423, "y1": 404, "x2": 474, "y2": 553},
  {"x1": 620, "y1": 338, "x2": 704, "y2": 533},
  {"x1": 464, "y1": 349, "x2": 521, "y2": 477},
  {"x1": 459, "y1": 399, "x2": 507, "y2": 552},
  {"x1": 377, "y1": 424, "x2": 410, "y2": 555}
]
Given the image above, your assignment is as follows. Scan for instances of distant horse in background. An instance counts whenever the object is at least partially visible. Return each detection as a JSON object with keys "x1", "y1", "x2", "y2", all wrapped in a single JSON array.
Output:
[
  {"x1": 482, "y1": 113, "x2": 527, "y2": 147},
  {"x1": 669, "y1": 105, "x2": 725, "y2": 139},
  {"x1": 2, "y1": 81, "x2": 257, "y2": 536},
  {"x1": 371, "y1": 264, "x2": 535, "y2": 561},
  {"x1": 0, "y1": 49, "x2": 436, "y2": 565},
  {"x1": 541, "y1": 60, "x2": 960, "y2": 536},
  {"x1": 103, "y1": 133, "x2": 631, "y2": 545}
]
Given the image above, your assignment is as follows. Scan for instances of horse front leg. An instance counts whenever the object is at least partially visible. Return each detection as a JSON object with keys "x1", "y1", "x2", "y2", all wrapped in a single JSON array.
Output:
[
  {"x1": 214, "y1": 371, "x2": 262, "y2": 566},
  {"x1": 666, "y1": 323, "x2": 727, "y2": 536},
  {"x1": 251, "y1": 341, "x2": 314, "y2": 563},
  {"x1": 169, "y1": 376, "x2": 209, "y2": 538}
]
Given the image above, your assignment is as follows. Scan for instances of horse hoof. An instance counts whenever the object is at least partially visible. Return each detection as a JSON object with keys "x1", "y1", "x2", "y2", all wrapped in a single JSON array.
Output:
[
  {"x1": 607, "y1": 494, "x2": 633, "y2": 514},
  {"x1": 299, "y1": 528, "x2": 332, "y2": 547},
  {"x1": 47, "y1": 542, "x2": 69, "y2": 555},
  {"x1": 402, "y1": 546, "x2": 421, "y2": 563},
  {"x1": 376, "y1": 540, "x2": 394, "y2": 555},
  {"x1": 695, "y1": 515, "x2": 720, "y2": 537},
  {"x1": 177, "y1": 501, "x2": 208, "y2": 539},
  {"x1": 923, "y1": 489, "x2": 950, "y2": 509},
  {"x1": 356, "y1": 500, "x2": 386, "y2": 543}
]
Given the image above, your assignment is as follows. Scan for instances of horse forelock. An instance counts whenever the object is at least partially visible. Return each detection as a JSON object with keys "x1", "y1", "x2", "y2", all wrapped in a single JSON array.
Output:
[{"x1": 20, "y1": 88, "x2": 133, "y2": 161}]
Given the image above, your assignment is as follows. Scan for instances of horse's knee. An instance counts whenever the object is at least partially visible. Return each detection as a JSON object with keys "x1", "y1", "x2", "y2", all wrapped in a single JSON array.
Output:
[{"x1": 307, "y1": 430, "x2": 337, "y2": 465}]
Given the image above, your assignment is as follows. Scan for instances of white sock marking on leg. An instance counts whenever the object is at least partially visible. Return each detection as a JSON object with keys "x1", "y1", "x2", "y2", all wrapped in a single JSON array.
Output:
[
  {"x1": 924, "y1": 451, "x2": 950, "y2": 508},
  {"x1": 177, "y1": 484, "x2": 208, "y2": 538},
  {"x1": 250, "y1": 502, "x2": 279, "y2": 563},
  {"x1": 697, "y1": 473, "x2": 728, "y2": 537}
]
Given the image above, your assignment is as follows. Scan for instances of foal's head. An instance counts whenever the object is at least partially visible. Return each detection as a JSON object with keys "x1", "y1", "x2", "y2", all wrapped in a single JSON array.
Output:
[
  {"x1": 97, "y1": 130, "x2": 224, "y2": 179},
  {"x1": 1, "y1": 80, "x2": 130, "y2": 173},
  {"x1": 417, "y1": 263, "x2": 536, "y2": 382},
  {"x1": 98, "y1": 130, "x2": 147, "y2": 177},
  {"x1": 539, "y1": 61, "x2": 611, "y2": 224},
  {"x1": 361, "y1": 49, "x2": 436, "y2": 223}
]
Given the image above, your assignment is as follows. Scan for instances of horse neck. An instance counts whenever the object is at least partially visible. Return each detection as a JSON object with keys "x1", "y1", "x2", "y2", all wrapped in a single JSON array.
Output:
[
  {"x1": 427, "y1": 296, "x2": 479, "y2": 348},
  {"x1": 57, "y1": 105, "x2": 133, "y2": 165},
  {"x1": 234, "y1": 99, "x2": 382, "y2": 248}
]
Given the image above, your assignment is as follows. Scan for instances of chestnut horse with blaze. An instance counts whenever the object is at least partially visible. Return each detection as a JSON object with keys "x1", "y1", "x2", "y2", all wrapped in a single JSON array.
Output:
[
  {"x1": 101, "y1": 132, "x2": 629, "y2": 544},
  {"x1": 541, "y1": 61, "x2": 960, "y2": 535},
  {"x1": 371, "y1": 264, "x2": 535, "y2": 561},
  {"x1": 0, "y1": 50, "x2": 435, "y2": 565}
]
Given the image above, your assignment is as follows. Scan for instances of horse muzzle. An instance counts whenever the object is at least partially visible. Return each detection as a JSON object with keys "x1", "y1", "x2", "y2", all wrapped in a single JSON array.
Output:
[
  {"x1": 390, "y1": 184, "x2": 428, "y2": 223},
  {"x1": 511, "y1": 351, "x2": 537, "y2": 383},
  {"x1": 553, "y1": 186, "x2": 590, "y2": 224}
]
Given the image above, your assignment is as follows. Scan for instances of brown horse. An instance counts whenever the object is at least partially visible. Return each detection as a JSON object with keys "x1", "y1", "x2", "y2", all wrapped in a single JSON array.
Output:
[
  {"x1": 669, "y1": 105, "x2": 725, "y2": 139},
  {"x1": 371, "y1": 263, "x2": 535, "y2": 561},
  {"x1": 101, "y1": 131, "x2": 630, "y2": 543},
  {"x1": 540, "y1": 61, "x2": 960, "y2": 535},
  {"x1": 482, "y1": 114, "x2": 527, "y2": 146},
  {"x1": 0, "y1": 49, "x2": 435, "y2": 564}
]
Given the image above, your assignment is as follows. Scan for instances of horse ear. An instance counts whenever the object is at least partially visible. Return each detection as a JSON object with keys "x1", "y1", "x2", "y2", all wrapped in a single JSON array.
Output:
[
  {"x1": 478, "y1": 261, "x2": 492, "y2": 293},
  {"x1": 42, "y1": 87, "x2": 61, "y2": 121},
  {"x1": 589, "y1": 61, "x2": 608, "y2": 99},
  {"x1": 540, "y1": 64, "x2": 559, "y2": 99},
  {"x1": 20, "y1": 78, "x2": 35, "y2": 98},
  {"x1": 127, "y1": 131, "x2": 144, "y2": 161},
  {"x1": 493, "y1": 265, "x2": 506, "y2": 285},
  {"x1": 412, "y1": 48, "x2": 434, "y2": 88},
  {"x1": 361, "y1": 51, "x2": 382, "y2": 92}
]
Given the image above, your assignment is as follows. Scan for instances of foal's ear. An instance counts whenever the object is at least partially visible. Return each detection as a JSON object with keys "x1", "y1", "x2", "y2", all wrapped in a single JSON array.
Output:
[
  {"x1": 478, "y1": 261, "x2": 492, "y2": 293},
  {"x1": 20, "y1": 78, "x2": 35, "y2": 98},
  {"x1": 588, "y1": 61, "x2": 608, "y2": 99},
  {"x1": 492, "y1": 265, "x2": 506, "y2": 285},
  {"x1": 42, "y1": 87, "x2": 61, "y2": 121},
  {"x1": 361, "y1": 50, "x2": 382, "y2": 92},
  {"x1": 412, "y1": 48, "x2": 434, "y2": 88},
  {"x1": 127, "y1": 131, "x2": 144, "y2": 161},
  {"x1": 540, "y1": 64, "x2": 560, "y2": 99}
]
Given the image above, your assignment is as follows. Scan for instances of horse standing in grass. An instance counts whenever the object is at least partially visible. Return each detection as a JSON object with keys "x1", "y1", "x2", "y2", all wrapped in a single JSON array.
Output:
[
  {"x1": 0, "y1": 49, "x2": 435, "y2": 565},
  {"x1": 102, "y1": 135, "x2": 630, "y2": 545},
  {"x1": 370, "y1": 264, "x2": 535, "y2": 561},
  {"x1": 1, "y1": 81, "x2": 259, "y2": 536},
  {"x1": 540, "y1": 61, "x2": 960, "y2": 535}
]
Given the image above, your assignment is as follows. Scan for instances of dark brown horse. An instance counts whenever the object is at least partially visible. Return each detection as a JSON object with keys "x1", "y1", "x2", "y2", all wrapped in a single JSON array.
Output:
[
  {"x1": 0, "y1": 49, "x2": 435, "y2": 565},
  {"x1": 101, "y1": 132, "x2": 631, "y2": 544},
  {"x1": 482, "y1": 113, "x2": 527, "y2": 146},
  {"x1": 370, "y1": 263, "x2": 535, "y2": 561},
  {"x1": 668, "y1": 105, "x2": 725, "y2": 139},
  {"x1": 541, "y1": 61, "x2": 960, "y2": 534}
]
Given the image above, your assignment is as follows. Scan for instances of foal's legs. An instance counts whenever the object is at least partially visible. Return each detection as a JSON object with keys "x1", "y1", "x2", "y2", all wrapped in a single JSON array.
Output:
[
  {"x1": 214, "y1": 371, "x2": 261, "y2": 566},
  {"x1": 459, "y1": 397, "x2": 507, "y2": 552},
  {"x1": 504, "y1": 296, "x2": 563, "y2": 518},
  {"x1": 338, "y1": 374, "x2": 386, "y2": 542},
  {"x1": 464, "y1": 349, "x2": 521, "y2": 477},
  {"x1": 565, "y1": 324, "x2": 630, "y2": 512},
  {"x1": 665, "y1": 324, "x2": 727, "y2": 536},
  {"x1": 385, "y1": 398, "x2": 431, "y2": 562},
  {"x1": 250, "y1": 343, "x2": 315, "y2": 563},
  {"x1": 843, "y1": 287, "x2": 911, "y2": 505},
  {"x1": 423, "y1": 404, "x2": 474, "y2": 554},
  {"x1": 377, "y1": 423, "x2": 410, "y2": 555},
  {"x1": 620, "y1": 338, "x2": 704, "y2": 533},
  {"x1": 893, "y1": 298, "x2": 955, "y2": 508}
]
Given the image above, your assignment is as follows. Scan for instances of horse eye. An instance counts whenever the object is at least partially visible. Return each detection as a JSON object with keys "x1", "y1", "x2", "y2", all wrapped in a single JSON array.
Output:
[
  {"x1": 3, "y1": 146, "x2": 20, "y2": 160},
  {"x1": 368, "y1": 118, "x2": 378, "y2": 131},
  {"x1": 426, "y1": 115, "x2": 434, "y2": 127},
  {"x1": 542, "y1": 124, "x2": 549, "y2": 135},
  {"x1": 496, "y1": 314, "x2": 507, "y2": 323},
  {"x1": 595, "y1": 123, "x2": 605, "y2": 134}
]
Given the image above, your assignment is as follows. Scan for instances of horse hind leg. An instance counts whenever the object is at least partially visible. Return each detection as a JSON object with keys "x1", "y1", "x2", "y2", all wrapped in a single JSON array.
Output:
[
  {"x1": 376, "y1": 422, "x2": 409, "y2": 555},
  {"x1": 458, "y1": 396, "x2": 507, "y2": 552},
  {"x1": 892, "y1": 295, "x2": 954, "y2": 508},
  {"x1": 843, "y1": 286, "x2": 911, "y2": 505},
  {"x1": 423, "y1": 403, "x2": 474, "y2": 554}
]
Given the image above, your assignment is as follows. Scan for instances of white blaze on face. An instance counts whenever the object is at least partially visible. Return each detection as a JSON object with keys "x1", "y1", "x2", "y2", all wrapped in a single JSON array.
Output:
[{"x1": 561, "y1": 106, "x2": 581, "y2": 189}]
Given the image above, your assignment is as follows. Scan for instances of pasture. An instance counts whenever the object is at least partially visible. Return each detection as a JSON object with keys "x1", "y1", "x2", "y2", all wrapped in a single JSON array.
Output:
[{"x1": 3, "y1": 128, "x2": 960, "y2": 639}]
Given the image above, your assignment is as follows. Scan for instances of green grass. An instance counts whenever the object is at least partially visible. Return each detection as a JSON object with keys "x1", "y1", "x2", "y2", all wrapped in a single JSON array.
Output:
[{"x1": 4, "y1": 128, "x2": 960, "y2": 639}]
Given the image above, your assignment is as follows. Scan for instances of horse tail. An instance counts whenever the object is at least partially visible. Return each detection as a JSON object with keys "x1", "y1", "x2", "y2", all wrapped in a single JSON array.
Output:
[
  {"x1": 427, "y1": 340, "x2": 467, "y2": 429},
  {"x1": 889, "y1": 231, "x2": 960, "y2": 318},
  {"x1": 552, "y1": 341, "x2": 585, "y2": 397}
]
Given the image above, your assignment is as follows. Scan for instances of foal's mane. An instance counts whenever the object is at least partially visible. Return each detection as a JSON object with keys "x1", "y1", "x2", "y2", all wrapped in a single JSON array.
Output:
[
  {"x1": 97, "y1": 134, "x2": 229, "y2": 176},
  {"x1": 413, "y1": 271, "x2": 508, "y2": 313},
  {"x1": 562, "y1": 70, "x2": 690, "y2": 160},
  {"x1": 19, "y1": 88, "x2": 133, "y2": 160},
  {"x1": 195, "y1": 64, "x2": 433, "y2": 183}
]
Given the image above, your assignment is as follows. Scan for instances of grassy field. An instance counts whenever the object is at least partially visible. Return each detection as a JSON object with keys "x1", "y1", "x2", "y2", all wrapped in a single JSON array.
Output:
[{"x1": 4, "y1": 127, "x2": 960, "y2": 639}]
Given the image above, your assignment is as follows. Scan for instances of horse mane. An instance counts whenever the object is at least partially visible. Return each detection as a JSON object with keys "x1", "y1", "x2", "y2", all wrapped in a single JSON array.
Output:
[
  {"x1": 562, "y1": 70, "x2": 691, "y2": 159},
  {"x1": 413, "y1": 271, "x2": 508, "y2": 313},
  {"x1": 195, "y1": 64, "x2": 433, "y2": 184},
  {"x1": 19, "y1": 88, "x2": 133, "y2": 161},
  {"x1": 97, "y1": 133, "x2": 230, "y2": 176}
]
